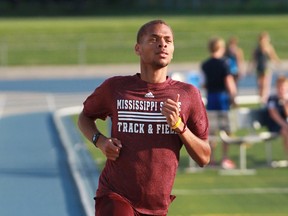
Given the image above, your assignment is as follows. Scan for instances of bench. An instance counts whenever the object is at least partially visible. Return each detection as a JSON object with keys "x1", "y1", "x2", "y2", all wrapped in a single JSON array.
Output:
[
  {"x1": 185, "y1": 108, "x2": 279, "y2": 174},
  {"x1": 218, "y1": 107, "x2": 279, "y2": 175}
]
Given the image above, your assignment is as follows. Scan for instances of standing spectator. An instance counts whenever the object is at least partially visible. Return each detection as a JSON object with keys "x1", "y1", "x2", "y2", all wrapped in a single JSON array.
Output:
[
  {"x1": 225, "y1": 36, "x2": 245, "y2": 85},
  {"x1": 267, "y1": 75, "x2": 288, "y2": 160},
  {"x1": 201, "y1": 37, "x2": 237, "y2": 169},
  {"x1": 78, "y1": 19, "x2": 211, "y2": 216},
  {"x1": 252, "y1": 31, "x2": 280, "y2": 104}
]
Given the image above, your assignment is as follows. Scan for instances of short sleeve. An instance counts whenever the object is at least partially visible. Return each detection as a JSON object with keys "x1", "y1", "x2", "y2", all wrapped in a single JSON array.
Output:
[{"x1": 82, "y1": 79, "x2": 112, "y2": 120}]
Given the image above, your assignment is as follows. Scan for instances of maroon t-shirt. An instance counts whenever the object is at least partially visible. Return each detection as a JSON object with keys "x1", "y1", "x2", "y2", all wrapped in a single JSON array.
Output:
[{"x1": 83, "y1": 73, "x2": 208, "y2": 215}]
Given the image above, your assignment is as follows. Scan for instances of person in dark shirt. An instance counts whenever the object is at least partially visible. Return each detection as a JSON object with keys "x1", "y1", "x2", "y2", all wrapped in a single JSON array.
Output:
[
  {"x1": 77, "y1": 19, "x2": 211, "y2": 216},
  {"x1": 252, "y1": 31, "x2": 280, "y2": 104},
  {"x1": 267, "y1": 75, "x2": 288, "y2": 160},
  {"x1": 201, "y1": 37, "x2": 237, "y2": 169}
]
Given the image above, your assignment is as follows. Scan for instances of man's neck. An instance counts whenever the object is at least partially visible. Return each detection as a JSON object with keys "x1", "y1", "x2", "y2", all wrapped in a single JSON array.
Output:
[
  {"x1": 212, "y1": 52, "x2": 223, "y2": 59},
  {"x1": 140, "y1": 66, "x2": 168, "y2": 84}
]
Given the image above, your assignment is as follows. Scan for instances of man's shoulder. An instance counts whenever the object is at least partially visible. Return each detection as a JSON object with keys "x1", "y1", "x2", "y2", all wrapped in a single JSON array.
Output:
[
  {"x1": 107, "y1": 74, "x2": 136, "y2": 80},
  {"x1": 201, "y1": 57, "x2": 224, "y2": 67},
  {"x1": 201, "y1": 57, "x2": 211, "y2": 66},
  {"x1": 104, "y1": 74, "x2": 138, "y2": 85},
  {"x1": 170, "y1": 78, "x2": 200, "y2": 95},
  {"x1": 268, "y1": 95, "x2": 279, "y2": 102}
]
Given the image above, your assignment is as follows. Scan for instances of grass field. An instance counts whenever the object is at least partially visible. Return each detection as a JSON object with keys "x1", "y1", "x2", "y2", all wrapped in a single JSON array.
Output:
[
  {"x1": 74, "y1": 117, "x2": 288, "y2": 216},
  {"x1": 0, "y1": 15, "x2": 288, "y2": 66}
]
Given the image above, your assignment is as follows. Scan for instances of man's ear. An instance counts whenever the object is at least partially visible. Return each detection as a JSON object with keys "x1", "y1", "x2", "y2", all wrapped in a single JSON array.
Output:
[{"x1": 135, "y1": 44, "x2": 140, "y2": 56}]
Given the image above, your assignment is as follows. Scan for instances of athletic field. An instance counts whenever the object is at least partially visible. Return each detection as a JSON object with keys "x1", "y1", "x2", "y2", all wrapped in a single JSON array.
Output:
[
  {"x1": 0, "y1": 15, "x2": 288, "y2": 66},
  {"x1": 0, "y1": 15, "x2": 288, "y2": 215}
]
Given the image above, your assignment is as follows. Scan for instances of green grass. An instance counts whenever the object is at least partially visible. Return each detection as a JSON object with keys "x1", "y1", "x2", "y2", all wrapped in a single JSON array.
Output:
[
  {"x1": 0, "y1": 15, "x2": 288, "y2": 65},
  {"x1": 172, "y1": 169, "x2": 288, "y2": 216},
  {"x1": 73, "y1": 115, "x2": 288, "y2": 216}
]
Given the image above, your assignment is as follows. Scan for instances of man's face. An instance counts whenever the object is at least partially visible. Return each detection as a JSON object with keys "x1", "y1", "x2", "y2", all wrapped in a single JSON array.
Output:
[
  {"x1": 135, "y1": 24, "x2": 174, "y2": 69},
  {"x1": 277, "y1": 82, "x2": 288, "y2": 99}
]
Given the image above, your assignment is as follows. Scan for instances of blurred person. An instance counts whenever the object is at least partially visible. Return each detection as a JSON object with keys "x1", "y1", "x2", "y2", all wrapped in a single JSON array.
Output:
[
  {"x1": 77, "y1": 19, "x2": 211, "y2": 216},
  {"x1": 252, "y1": 31, "x2": 281, "y2": 104},
  {"x1": 225, "y1": 36, "x2": 245, "y2": 84},
  {"x1": 201, "y1": 37, "x2": 237, "y2": 169},
  {"x1": 267, "y1": 75, "x2": 288, "y2": 160}
]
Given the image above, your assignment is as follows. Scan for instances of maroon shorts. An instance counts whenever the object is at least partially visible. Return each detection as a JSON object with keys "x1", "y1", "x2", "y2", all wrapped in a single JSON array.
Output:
[{"x1": 95, "y1": 193, "x2": 166, "y2": 216}]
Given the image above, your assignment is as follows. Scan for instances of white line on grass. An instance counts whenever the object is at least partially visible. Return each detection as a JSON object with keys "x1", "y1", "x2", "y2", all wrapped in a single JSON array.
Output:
[{"x1": 173, "y1": 187, "x2": 288, "y2": 195}]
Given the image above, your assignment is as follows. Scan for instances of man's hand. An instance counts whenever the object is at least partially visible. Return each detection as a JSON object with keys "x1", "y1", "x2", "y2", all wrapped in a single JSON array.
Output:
[
  {"x1": 161, "y1": 94, "x2": 180, "y2": 128},
  {"x1": 98, "y1": 137, "x2": 122, "y2": 161}
]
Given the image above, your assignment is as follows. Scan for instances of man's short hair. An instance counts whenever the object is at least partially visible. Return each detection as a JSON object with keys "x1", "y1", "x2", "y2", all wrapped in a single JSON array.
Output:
[
  {"x1": 136, "y1": 20, "x2": 173, "y2": 43},
  {"x1": 276, "y1": 75, "x2": 288, "y2": 86},
  {"x1": 208, "y1": 37, "x2": 225, "y2": 53}
]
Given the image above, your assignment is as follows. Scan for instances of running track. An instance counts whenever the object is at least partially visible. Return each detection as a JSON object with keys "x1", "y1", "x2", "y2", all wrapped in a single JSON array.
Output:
[{"x1": 0, "y1": 78, "x2": 105, "y2": 216}]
